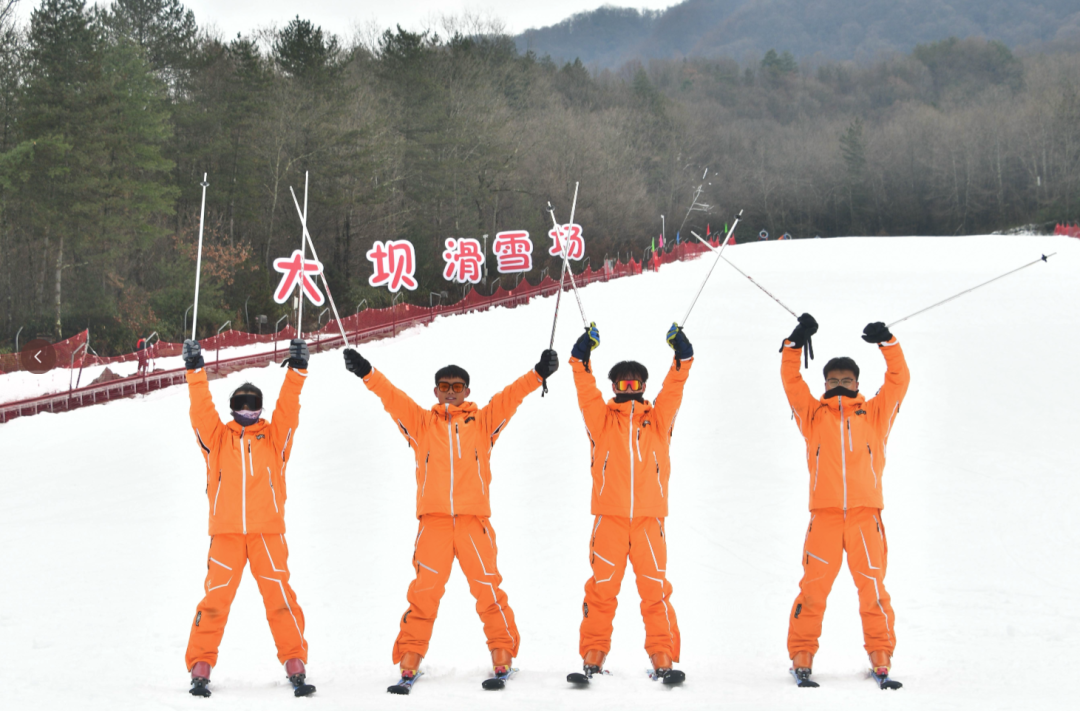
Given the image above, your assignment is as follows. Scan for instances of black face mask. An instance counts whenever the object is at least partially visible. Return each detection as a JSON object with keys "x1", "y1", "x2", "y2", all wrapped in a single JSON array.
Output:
[
  {"x1": 823, "y1": 386, "x2": 859, "y2": 400},
  {"x1": 613, "y1": 393, "x2": 645, "y2": 404}
]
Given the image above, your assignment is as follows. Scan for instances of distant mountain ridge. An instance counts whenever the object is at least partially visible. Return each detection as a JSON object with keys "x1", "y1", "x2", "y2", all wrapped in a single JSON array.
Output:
[{"x1": 515, "y1": 0, "x2": 1080, "y2": 68}]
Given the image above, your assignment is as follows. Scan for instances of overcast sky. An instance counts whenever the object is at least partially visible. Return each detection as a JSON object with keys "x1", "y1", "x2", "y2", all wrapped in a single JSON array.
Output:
[{"x1": 15, "y1": 1, "x2": 678, "y2": 38}]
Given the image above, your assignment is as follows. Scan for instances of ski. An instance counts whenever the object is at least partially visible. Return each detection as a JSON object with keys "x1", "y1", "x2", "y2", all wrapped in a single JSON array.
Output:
[
  {"x1": 647, "y1": 668, "x2": 686, "y2": 685},
  {"x1": 567, "y1": 667, "x2": 609, "y2": 685},
  {"x1": 870, "y1": 669, "x2": 902, "y2": 690},
  {"x1": 482, "y1": 666, "x2": 518, "y2": 690},
  {"x1": 290, "y1": 674, "x2": 316, "y2": 697},
  {"x1": 387, "y1": 671, "x2": 423, "y2": 695},
  {"x1": 789, "y1": 668, "x2": 819, "y2": 688}
]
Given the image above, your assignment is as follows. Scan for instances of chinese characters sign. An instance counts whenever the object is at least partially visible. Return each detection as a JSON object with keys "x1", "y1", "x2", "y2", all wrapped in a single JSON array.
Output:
[
  {"x1": 548, "y1": 223, "x2": 584, "y2": 260},
  {"x1": 492, "y1": 231, "x2": 533, "y2": 273},
  {"x1": 273, "y1": 250, "x2": 325, "y2": 305},
  {"x1": 442, "y1": 238, "x2": 485, "y2": 283},
  {"x1": 367, "y1": 240, "x2": 418, "y2": 292}
]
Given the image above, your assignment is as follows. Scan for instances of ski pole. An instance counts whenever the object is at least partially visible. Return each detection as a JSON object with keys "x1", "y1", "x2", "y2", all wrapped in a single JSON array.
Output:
[
  {"x1": 191, "y1": 173, "x2": 209, "y2": 340},
  {"x1": 887, "y1": 253, "x2": 1056, "y2": 329},
  {"x1": 289, "y1": 186, "x2": 352, "y2": 348},
  {"x1": 679, "y1": 210, "x2": 742, "y2": 328},
  {"x1": 546, "y1": 200, "x2": 588, "y2": 330},
  {"x1": 690, "y1": 231, "x2": 797, "y2": 318},
  {"x1": 547, "y1": 181, "x2": 583, "y2": 349},
  {"x1": 296, "y1": 172, "x2": 309, "y2": 339}
]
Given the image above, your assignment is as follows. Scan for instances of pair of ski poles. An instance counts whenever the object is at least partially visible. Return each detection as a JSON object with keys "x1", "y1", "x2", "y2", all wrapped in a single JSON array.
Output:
[
  {"x1": 686, "y1": 229, "x2": 1056, "y2": 365},
  {"x1": 190, "y1": 172, "x2": 352, "y2": 348}
]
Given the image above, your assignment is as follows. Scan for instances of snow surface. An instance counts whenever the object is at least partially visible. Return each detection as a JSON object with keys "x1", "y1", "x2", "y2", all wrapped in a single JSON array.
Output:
[{"x1": 1, "y1": 236, "x2": 1077, "y2": 710}]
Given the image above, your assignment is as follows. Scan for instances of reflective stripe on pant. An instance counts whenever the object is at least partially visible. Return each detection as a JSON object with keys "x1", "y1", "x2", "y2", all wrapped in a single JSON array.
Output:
[
  {"x1": 185, "y1": 533, "x2": 307, "y2": 669},
  {"x1": 393, "y1": 514, "x2": 519, "y2": 663},
  {"x1": 579, "y1": 515, "x2": 680, "y2": 660},
  {"x1": 787, "y1": 506, "x2": 895, "y2": 658}
]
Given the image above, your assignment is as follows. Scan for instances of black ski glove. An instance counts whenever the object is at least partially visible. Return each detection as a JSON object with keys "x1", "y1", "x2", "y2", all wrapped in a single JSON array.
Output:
[
  {"x1": 182, "y1": 339, "x2": 204, "y2": 370},
  {"x1": 343, "y1": 348, "x2": 372, "y2": 378},
  {"x1": 666, "y1": 323, "x2": 694, "y2": 361},
  {"x1": 282, "y1": 339, "x2": 309, "y2": 370},
  {"x1": 781, "y1": 313, "x2": 817, "y2": 368},
  {"x1": 535, "y1": 349, "x2": 559, "y2": 379},
  {"x1": 862, "y1": 322, "x2": 893, "y2": 344},
  {"x1": 571, "y1": 322, "x2": 600, "y2": 362}
]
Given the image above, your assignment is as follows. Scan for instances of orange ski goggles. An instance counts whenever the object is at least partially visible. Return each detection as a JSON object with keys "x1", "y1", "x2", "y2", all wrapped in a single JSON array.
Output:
[
  {"x1": 614, "y1": 379, "x2": 644, "y2": 392},
  {"x1": 437, "y1": 381, "x2": 467, "y2": 393}
]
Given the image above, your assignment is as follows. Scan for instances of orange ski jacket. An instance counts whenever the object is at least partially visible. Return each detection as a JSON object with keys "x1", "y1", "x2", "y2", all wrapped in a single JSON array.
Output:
[
  {"x1": 781, "y1": 338, "x2": 909, "y2": 511},
  {"x1": 362, "y1": 367, "x2": 543, "y2": 518},
  {"x1": 571, "y1": 356, "x2": 693, "y2": 518},
  {"x1": 187, "y1": 368, "x2": 306, "y2": 535}
]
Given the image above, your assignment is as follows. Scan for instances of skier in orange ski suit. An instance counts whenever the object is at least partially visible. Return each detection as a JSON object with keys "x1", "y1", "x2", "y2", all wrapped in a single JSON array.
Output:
[
  {"x1": 569, "y1": 322, "x2": 693, "y2": 682},
  {"x1": 181, "y1": 338, "x2": 315, "y2": 697},
  {"x1": 780, "y1": 315, "x2": 910, "y2": 683},
  {"x1": 342, "y1": 346, "x2": 559, "y2": 679}
]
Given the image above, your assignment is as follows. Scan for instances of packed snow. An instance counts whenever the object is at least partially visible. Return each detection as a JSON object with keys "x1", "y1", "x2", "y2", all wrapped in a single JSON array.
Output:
[{"x1": 1, "y1": 235, "x2": 1076, "y2": 710}]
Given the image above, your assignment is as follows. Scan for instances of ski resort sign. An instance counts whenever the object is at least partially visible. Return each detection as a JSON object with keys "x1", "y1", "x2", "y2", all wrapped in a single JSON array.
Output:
[
  {"x1": 272, "y1": 249, "x2": 325, "y2": 305},
  {"x1": 548, "y1": 223, "x2": 585, "y2": 260},
  {"x1": 367, "y1": 240, "x2": 419, "y2": 293},
  {"x1": 492, "y1": 231, "x2": 534, "y2": 273},
  {"x1": 442, "y1": 238, "x2": 485, "y2": 283}
]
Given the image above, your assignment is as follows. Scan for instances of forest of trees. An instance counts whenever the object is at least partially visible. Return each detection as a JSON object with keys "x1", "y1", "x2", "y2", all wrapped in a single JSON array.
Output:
[{"x1": 1, "y1": 0, "x2": 1079, "y2": 355}]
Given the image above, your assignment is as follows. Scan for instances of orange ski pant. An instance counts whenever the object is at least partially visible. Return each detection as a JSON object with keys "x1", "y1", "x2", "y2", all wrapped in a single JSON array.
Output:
[
  {"x1": 787, "y1": 507, "x2": 896, "y2": 658},
  {"x1": 580, "y1": 515, "x2": 680, "y2": 660},
  {"x1": 393, "y1": 514, "x2": 520, "y2": 664},
  {"x1": 185, "y1": 533, "x2": 307, "y2": 670}
]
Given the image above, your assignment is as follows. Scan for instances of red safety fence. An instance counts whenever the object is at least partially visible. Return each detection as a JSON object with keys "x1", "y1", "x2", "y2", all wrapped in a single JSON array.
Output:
[
  {"x1": 1053, "y1": 222, "x2": 1080, "y2": 238},
  {"x1": 0, "y1": 242, "x2": 721, "y2": 422}
]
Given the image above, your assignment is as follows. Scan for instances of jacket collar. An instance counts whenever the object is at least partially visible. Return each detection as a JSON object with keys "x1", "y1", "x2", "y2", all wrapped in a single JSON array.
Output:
[
  {"x1": 818, "y1": 391, "x2": 866, "y2": 411},
  {"x1": 432, "y1": 401, "x2": 479, "y2": 419},
  {"x1": 606, "y1": 398, "x2": 652, "y2": 415},
  {"x1": 226, "y1": 418, "x2": 268, "y2": 434}
]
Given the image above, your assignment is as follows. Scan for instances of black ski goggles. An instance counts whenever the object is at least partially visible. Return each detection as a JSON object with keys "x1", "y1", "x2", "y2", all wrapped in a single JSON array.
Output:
[{"x1": 230, "y1": 392, "x2": 262, "y2": 411}]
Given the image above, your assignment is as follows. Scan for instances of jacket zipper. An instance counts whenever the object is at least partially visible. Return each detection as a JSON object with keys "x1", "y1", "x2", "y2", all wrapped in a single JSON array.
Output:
[
  {"x1": 654, "y1": 452, "x2": 663, "y2": 498},
  {"x1": 475, "y1": 449, "x2": 484, "y2": 495},
  {"x1": 240, "y1": 427, "x2": 247, "y2": 534},
  {"x1": 814, "y1": 446, "x2": 820, "y2": 491},
  {"x1": 629, "y1": 402, "x2": 635, "y2": 518},
  {"x1": 446, "y1": 407, "x2": 455, "y2": 516},
  {"x1": 264, "y1": 464, "x2": 276, "y2": 510},
  {"x1": 838, "y1": 399, "x2": 847, "y2": 511},
  {"x1": 600, "y1": 452, "x2": 609, "y2": 496},
  {"x1": 635, "y1": 427, "x2": 643, "y2": 461},
  {"x1": 213, "y1": 471, "x2": 222, "y2": 515},
  {"x1": 868, "y1": 444, "x2": 878, "y2": 488},
  {"x1": 422, "y1": 452, "x2": 430, "y2": 496},
  {"x1": 456, "y1": 423, "x2": 462, "y2": 458},
  {"x1": 847, "y1": 418, "x2": 853, "y2": 451}
]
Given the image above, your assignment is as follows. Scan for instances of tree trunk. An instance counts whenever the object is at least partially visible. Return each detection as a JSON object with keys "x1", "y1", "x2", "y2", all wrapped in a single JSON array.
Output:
[{"x1": 54, "y1": 233, "x2": 63, "y2": 340}]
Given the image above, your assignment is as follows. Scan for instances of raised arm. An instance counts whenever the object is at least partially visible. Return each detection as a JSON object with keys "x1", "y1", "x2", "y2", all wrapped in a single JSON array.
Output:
[
  {"x1": 779, "y1": 314, "x2": 819, "y2": 437},
  {"x1": 861, "y1": 323, "x2": 910, "y2": 435},
  {"x1": 185, "y1": 363, "x2": 222, "y2": 460},
  {"x1": 345, "y1": 347, "x2": 427, "y2": 447},
  {"x1": 653, "y1": 324, "x2": 695, "y2": 433},
  {"x1": 269, "y1": 367, "x2": 307, "y2": 462},
  {"x1": 480, "y1": 363, "x2": 547, "y2": 449}
]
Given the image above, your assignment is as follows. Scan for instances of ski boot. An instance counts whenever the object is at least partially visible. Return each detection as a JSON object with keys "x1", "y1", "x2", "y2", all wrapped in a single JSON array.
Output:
[
  {"x1": 388, "y1": 652, "x2": 423, "y2": 695},
  {"x1": 790, "y1": 651, "x2": 818, "y2": 687},
  {"x1": 869, "y1": 651, "x2": 902, "y2": 689},
  {"x1": 189, "y1": 661, "x2": 212, "y2": 697},
  {"x1": 568, "y1": 649, "x2": 606, "y2": 684},
  {"x1": 285, "y1": 658, "x2": 316, "y2": 697},
  {"x1": 483, "y1": 648, "x2": 516, "y2": 690},
  {"x1": 649, "y1": 651, "x2": 685, "y2": 685}
]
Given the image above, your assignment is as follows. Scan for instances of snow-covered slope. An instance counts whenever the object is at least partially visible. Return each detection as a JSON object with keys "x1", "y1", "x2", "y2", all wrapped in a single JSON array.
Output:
[{"x1": 2, "y1": 236, "x2": 1076, "y2": 710}]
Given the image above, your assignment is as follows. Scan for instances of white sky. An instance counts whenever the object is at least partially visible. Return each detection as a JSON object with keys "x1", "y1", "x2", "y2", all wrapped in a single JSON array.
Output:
[{"x1": 14, "y1": 1, "x2": 678, "y2": 38}]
